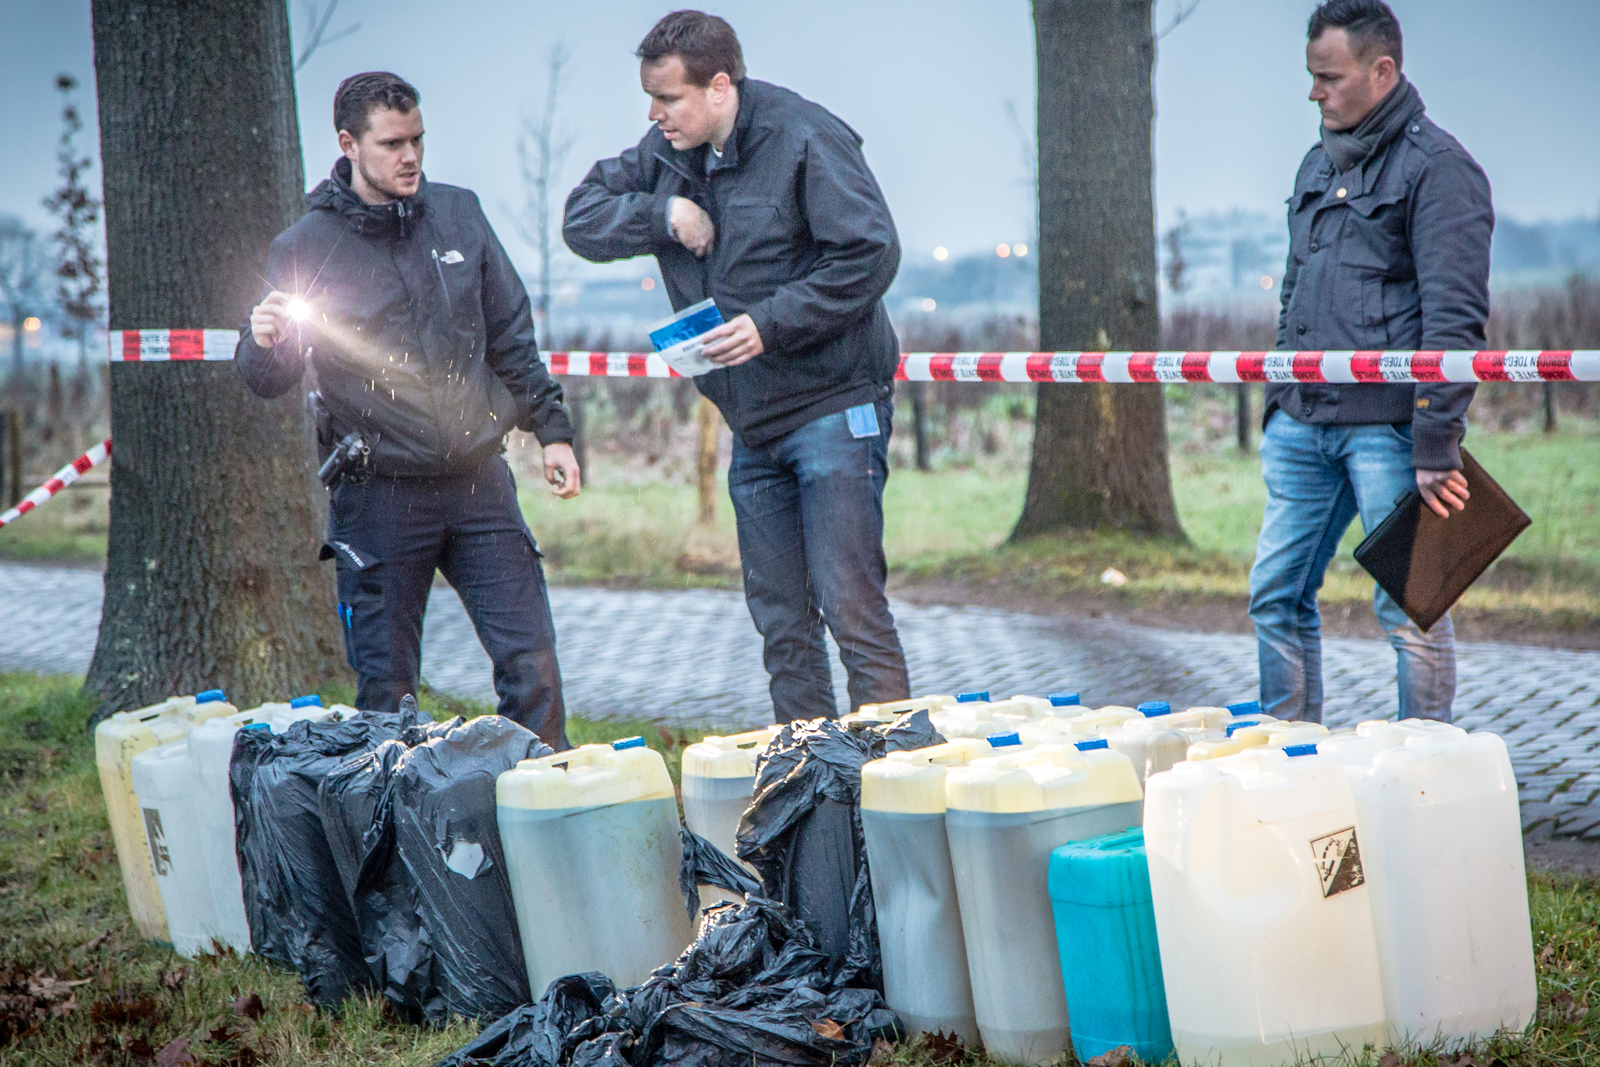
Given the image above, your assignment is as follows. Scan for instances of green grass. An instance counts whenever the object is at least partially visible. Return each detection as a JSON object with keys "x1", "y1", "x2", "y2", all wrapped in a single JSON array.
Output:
[{"x1": 2, "y1": 671, "x2": 1598, "y2": 1066}]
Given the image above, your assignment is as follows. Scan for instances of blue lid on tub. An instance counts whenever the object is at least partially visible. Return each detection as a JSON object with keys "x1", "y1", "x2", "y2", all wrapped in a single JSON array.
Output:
[
  {"x1": 956, "y1": 691, "x2": 990, "y2": 703},
  {"x1": 290, "y1": 695, "x2": 323, "y2": 709},
  {"x1": 1048, "y1": 692, "x2": 1081, "y2": 707},
  {"x1": 985, "y1": 731, "x2": 1022, "y2": 748},
  {"x1": 1074, "y1": 739, "x2": 1110, "y2": 751},
  {"x1": 1284, "y1": 743, "x2": 1319, "y2": 757},
  {"x1": 1225, "y1": 720, "x2": 1260, "y2": 736},
  {"x1": 611, "y1": 736, "x2": 647, "y2": 751},
  {"x1": 1137, "y1": 701, "x2": 1171, "y2": 717},
  {"x1": 1227, "y1": 700, "x2": 1262, "y2": 717},
  {"x1": 196, "y1": 689, "x2": 226, "y2": 704}
]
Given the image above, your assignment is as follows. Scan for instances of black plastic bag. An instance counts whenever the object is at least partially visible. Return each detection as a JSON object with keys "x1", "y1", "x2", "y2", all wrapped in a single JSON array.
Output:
[
  {"x1": 319, "y1": 738, "x2": 444, "y2": 1023},
  {"x1": 230, "y1": 709, "x2": 425, "y2": 1005},
  {"x1": 434, "y1": 897, "x2": 901, "y2": 1067},
  {"x1": 679, "y1": 825, "x2": 762, "y2": 924},
  {"x1": 734, "y1": 711, "x2": 941, "y2": 989},
  {"x1": 392, "y1": 715, "x2": 554, "y2": 1022}
]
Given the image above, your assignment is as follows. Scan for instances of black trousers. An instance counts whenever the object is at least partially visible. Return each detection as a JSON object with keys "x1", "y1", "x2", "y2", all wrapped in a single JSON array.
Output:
[{"x1": 324, "y1": 455, "x2": 569, "y2": 750}]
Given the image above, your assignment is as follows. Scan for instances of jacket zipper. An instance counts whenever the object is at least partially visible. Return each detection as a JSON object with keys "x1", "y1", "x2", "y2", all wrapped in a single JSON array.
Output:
[{"x1": 431, "y1": 248, "x2": 453, "y2": 319}]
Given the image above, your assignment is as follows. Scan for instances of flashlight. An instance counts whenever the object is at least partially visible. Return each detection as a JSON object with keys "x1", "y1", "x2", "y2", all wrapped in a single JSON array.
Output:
[{"x1": 287, "y1": 297, "x2": 311, "y2": 322}]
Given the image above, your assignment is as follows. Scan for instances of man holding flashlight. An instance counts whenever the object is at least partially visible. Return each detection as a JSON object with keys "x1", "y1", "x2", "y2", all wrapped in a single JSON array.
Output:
[{"x1": 238, "y1": 72, "x2": 577, "y2": 748}]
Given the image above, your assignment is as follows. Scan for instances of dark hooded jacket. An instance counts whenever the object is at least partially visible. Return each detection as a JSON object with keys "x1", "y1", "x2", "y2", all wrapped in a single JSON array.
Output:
[
  {"x1": 1270, "y1": 79, "x2": 1493, "y2": 471},
  {"x1": 563, "y1": 79, "x2": 901, "y2": 448},
  {"x1": 236, "y1": 158, "x2": 573, "y2": 477}
]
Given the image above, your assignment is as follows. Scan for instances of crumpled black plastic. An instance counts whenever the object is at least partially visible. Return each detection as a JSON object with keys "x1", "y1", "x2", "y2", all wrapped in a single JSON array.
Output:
[
  {"x1": 733, "y1": 711, "x2": 942, "y2": 989},
  {"x1": 392, "y1": 715, "x2": 554, "y2": 1022},
  {"x1": 230, "y1": 700, "x2": 430, "y2": 1006},
  {"x1": 678, "y1": 825, "x2": 762, "y2": 924},
  {"x1": 433, "y1": 897, "x2": 902, "y2": 1067}
]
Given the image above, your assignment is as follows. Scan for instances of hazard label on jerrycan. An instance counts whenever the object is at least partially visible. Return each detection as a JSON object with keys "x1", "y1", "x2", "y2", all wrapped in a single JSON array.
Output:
[{"x1": 1310, "y1": 825, "x2": 1365, "y2": 898}]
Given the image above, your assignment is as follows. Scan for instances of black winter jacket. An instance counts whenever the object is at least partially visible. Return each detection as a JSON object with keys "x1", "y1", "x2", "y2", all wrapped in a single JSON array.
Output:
[
  {"x1": 1269, "y1": 85, "x2": 1493, "y2": 471},
  {"x1": 236, "y1": 158, "x2": 572, "y2": 477},
  {"x1": 563, "y1": 79, "x2": 901, "y2": 448}
]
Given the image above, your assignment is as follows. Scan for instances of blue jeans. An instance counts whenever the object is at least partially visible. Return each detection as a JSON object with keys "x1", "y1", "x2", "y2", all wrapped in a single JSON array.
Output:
[
  {"x1": 1248, "y1": 412, "x2": 1455, "y2": 723},
  {"x1": 728, "y1": 400, "x2": 911, "y2": 722}
]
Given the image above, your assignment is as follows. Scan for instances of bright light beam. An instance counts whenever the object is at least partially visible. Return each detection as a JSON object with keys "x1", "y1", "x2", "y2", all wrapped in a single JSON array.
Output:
[{"x1": 287, "y1": 297, "x2": 311, "y2": 322}]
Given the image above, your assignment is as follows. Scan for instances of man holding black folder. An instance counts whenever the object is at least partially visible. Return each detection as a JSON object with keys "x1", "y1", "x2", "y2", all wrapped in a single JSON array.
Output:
[
  {"x1": 564, "y1": 11, "x2": 910, "y2": 722},
  {"x1": 1249, "y1": 0, "x2": 1493, "y2": 723}
]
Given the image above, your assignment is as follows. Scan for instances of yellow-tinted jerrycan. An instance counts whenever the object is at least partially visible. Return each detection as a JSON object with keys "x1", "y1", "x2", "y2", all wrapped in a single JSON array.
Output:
[
  {"x1": 945, "y1": 740, "x2": 1144, "y2": 1065},
  {"x1": 861, "y1": 735, "x2": 1029, "y2": 1045},
  {"x1": 95, "y1": 690, "x2": 238, "y2": 942},
  {"x1": 1186, "y1": 718, "x2": 1325, "y2": 762},
  {"x1": 497, "y1": 738, "x2": 694, "y2": 998},
  {"x1": 841, "y1": 693, "x2": 957, "y2": 727},
  {"x1": 680, "y1": 726, "x2": 778, "y2": 861}
]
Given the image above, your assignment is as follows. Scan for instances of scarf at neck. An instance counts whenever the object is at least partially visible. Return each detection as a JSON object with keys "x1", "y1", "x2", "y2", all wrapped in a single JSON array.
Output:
[{"x1": 1320, "y1": 77, "x2": 1424, "y2": 173}]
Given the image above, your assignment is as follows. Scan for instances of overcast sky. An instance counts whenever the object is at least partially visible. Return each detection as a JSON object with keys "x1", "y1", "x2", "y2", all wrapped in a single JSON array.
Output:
[{"x1": 3, "y1": 0, "x2": 1597, "y2": 280}]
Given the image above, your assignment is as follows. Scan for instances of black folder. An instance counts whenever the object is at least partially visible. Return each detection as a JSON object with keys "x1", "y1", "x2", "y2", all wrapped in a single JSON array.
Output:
[{"x1": 1352, "y1": 448, "x2": 1531, "y2": 632}]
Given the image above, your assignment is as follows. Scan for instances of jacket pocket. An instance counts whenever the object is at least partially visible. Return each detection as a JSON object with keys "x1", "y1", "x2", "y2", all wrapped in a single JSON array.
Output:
[{"x1": 1338, "y1": 184, "x2": 1411, "y2": 272}]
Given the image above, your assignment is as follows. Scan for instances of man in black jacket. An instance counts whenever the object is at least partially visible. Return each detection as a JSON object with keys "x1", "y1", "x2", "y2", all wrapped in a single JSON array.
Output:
[
  {"x1": 564, "y1": 11, "x2": 910, "y2": 722},
  {"x1": 238, "y1": 72, "x2": 577, "y2": 747},
  {"x1": 1251, "y1": 0, "x2": 1492, "y2": 724}
]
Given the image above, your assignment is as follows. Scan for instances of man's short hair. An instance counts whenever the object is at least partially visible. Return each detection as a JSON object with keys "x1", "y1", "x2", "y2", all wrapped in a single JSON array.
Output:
[
  {"x1": 636, "y1": 10, "x2": 745, "y2": 87},
  {"x1": 333, "y1": 72, "x2": 421, "y2": 137},
  {"x1": 1308, "y1": 0, "x2": 1403, "y2": 69}
]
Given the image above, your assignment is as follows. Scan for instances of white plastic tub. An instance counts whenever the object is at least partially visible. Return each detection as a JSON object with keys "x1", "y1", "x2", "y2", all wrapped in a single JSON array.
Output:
[{"x1": 1145, "y1": 745, "x2": 1387, "y2": 1066}]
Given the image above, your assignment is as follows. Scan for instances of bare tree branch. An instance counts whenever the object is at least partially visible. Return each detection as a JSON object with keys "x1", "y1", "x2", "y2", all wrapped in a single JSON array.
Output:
[
  {"x1": 513, "y1": 43, "x2": 577, "y2": 335},
  {"x1": 1157, "y1": 0, "x2": 1203, "y2": 40},
  {"x1": 1003, "y1": 98, "x2": 1039, "y2": 247},
  {"x1": 295, "y1": 0, "x2": 361, "y2": 71}
]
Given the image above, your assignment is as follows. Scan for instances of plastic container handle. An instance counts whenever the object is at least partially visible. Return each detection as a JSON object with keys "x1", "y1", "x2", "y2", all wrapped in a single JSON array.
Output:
[
  {"x1": 524, "y1": 745, "x2": 613, "y2": 773},
  {"x1": 712, "y1": 728, "x2": 778, "y2": 750}
]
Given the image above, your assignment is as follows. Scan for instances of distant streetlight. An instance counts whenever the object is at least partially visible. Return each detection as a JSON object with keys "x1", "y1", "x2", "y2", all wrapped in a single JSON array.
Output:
[
  {"x1": 1012, "y1": 243, "x2": 1028, "y2": 257},
  {"x1": 921, "y1": 298, "x2": 937, "y2": 312},
  {"x1": 1259, "y1": 275, "x2": 1274, "y2": 290},
  {"x1": 22, "y1": 317, "x2": 41, "y2": 332},
  {"x1": 933, "y1": 246, "x2": 949, "y2": 261},
  {"x1": 995, "y1": 244, "x2": 1010, "y2": 258},
  {"x1": 641, "y1": 277, "x2": 656, "y2": 291}
]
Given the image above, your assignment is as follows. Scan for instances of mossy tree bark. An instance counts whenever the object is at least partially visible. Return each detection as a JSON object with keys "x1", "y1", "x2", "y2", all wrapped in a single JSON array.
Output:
[
  {"x1": 86, "y1": 0, "x2": 347, "y2": 716},
  {"x1": 1013, "y1": 0, "x2": 1185, "y2": 541}
]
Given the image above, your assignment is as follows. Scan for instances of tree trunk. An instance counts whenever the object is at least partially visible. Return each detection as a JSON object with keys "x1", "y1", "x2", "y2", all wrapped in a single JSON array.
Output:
[
  {"x1": 1013, "y1": 0, "x2": 1184, "y2": 541},
  {"x1": 1236, "y1": 382, "x2": 1251, "y2": 454},
  {"x1": 696, "y1": 396, "x2": 719, "y2": 525},
  {"x1": 911, "y1": 382, "x2": 931, "y2": 472},
  {"x1": 87, "y1": 0, "x2": 346, "y2": 716}
]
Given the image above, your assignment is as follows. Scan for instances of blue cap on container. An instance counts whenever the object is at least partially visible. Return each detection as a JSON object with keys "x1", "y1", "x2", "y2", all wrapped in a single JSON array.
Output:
[
  {"x1": 1074, "y1": 739, "x2": 1109, "y2": 751},
  {"x1": 1284, "y1": 743, "x2": 1318, "y2": 757},
  {"x1": 289, "y1": 694, "x2": 323, "y2": 709},
  {"x1": 986, "y1": 731, "x2": 1022, "y2": 748},
  {"x1": 1137, "y1": 701, "x2": 1171, "y2": 717},
  {"x1": 1225, "y1": 720, "x2": 1260, "y2": 736},
  {"x1": 243, "y1": 721, "x2": 271, "y2": 732},
  {"x1": 956, "y1": 691, "x2": 990, "y2": 703},
  {"x1": 611, "y1": 736, "x2": 647, "y2": 751},
  {"x1": 1048, "y1": 692, "x2": 1081, "y2": 707},
  {"x1": 1227, "y1": 700, "x2": 1262, "y2": 717},
  {"x1": 195, "y1": 689, "x2": 226, "y2": 704}
]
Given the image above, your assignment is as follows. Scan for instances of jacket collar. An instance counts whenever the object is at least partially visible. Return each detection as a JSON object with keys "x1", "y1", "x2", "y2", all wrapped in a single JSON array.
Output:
[{"x1": 306, "y1": 157, "x2": 428, "y2": 238}]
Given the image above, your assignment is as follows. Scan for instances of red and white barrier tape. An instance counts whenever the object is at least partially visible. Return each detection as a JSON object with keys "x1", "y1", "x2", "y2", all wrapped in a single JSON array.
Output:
[
  {"x1": 107, "y1": 332, "x2": 1600, "y2": 382},
  {"x1": 0, "y1": 439, "x2": 112, "y2": 529}
]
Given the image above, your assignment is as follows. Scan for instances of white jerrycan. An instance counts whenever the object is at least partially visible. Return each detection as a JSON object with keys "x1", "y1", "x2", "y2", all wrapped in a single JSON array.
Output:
[
  {"x1": 95, "y1": 690, "x2": 238, "y2": 942},
  {"x1": 842, "y1": 693, "x2": 958, "y2": 727},
  {"x1": 1186, "y1": 718, "x2": 1324, "y2": 762},
  {"x1": 860, "y1": 735, "x2": 1030, "y2": 1046},
  {"x1": 945, "y1": 741, "x2": 1145, "y2": 1065},
  {"x1": 187, "y1": 696, "x2": 350, "y2": 952},
  {"x1": 936, "y1": 695, "x2": 1056, "y2": 741},
  {"x1": 131, "y1": 739, "x2": 220, "y2": 956},
  {"x1": 1145, "y1": 744, "x2": 1387, "y2": 1067},
  {"x1": 497, "y1": 739, "x2": 693, "y2": 998},
  {"x1": 680, "y1": 726, "x2": 778, "y2": 861},
  {"x1": 1321, "y1": 720, "x2": 1536, "y2": 1045}
]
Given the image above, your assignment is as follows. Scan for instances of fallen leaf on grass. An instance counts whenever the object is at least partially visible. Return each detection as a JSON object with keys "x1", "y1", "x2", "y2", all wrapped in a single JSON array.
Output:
[
  {"x1": 1087, "y1": 1045, "x2": 1135, "y2": 1067},
  {"x1": 209, "y1": 1023, "x2": 243, "y2": 1044},
  {"x1": 127, "y1": 1034, "x2": 156, "y2": 1059},
  {"x1": 0, "y1": 993, "x2": 43, "y2": 1046},
  {"x1": 49, "y1": 994, "x2": 77, "y2": 1019},
  {"x1": 811, "y1": 1018, "x2": 844, "y2": 1041},
  {"x1": 1549, "y1": 990, "x2": 1589, "y2": 1024},
  {"x1": 77, "y1": 929, "x2": 112, "y2": 954},
  {"x1": 159, "y1": 966, "x2": 190, "y2": 992},
  {"x1": 28, "y1": 973, "x2": 90, "y2": 1000},
  {"x1": 1379, "y1": 1051, "x2": 1402, "y2": 1067},
  {"x1": 230, "y1": 992, "x2": 265, "y2": 1019},
  {"x1": 920, "y1": 1030, "x2": 967, "y2": 1065},
  {"x1": 155, "y1": 1037, "x2": 198, "y2": 1067},
  {"x1": 288, "y1": 1002, "x2": 315, "y2": 1016},
  {"x1": 1446, "y1": 1053, "x2": 1486, "y2": 1067},
  {"x1": 1537, "y1": 943, "x2": 1556, "y2": 967},
  {"x1": 89, "y1": 992, "x2": 166, "y2": 1027},
  {"x1": 868, "y1": 1037, "x2": 896, "y2": 1064}
]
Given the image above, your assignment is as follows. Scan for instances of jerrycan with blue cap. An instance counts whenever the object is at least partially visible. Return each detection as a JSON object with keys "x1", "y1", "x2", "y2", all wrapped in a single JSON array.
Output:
[
  {"x1": 187, "y1": 695, "x2": 352, "y2": 952},
  {"x1": 860, "y1": 732, "x2": 1029, "y2": 1044},
  {"x1": 96, "y1": 689, "x2": 238, "y2": 942},
  {"x1": 1187, "y1": 718, "x2": 1325, "y2": 762},
  {"x1": 497, "y1": 737, "x2": 693, "y2": 996},
  {"x1": 1049, "y1": 827, "x2": 1173, "y2": 1064},
  {"x1": 1145, "y1": 742, "x2": 1386, "y2": 1067},
  {"x1": 841, "y1": 693, "x2": 958, "y2": 727},
  {"x1": 945, "y1": 739, "x2": 1144, "y2": 1065}
]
